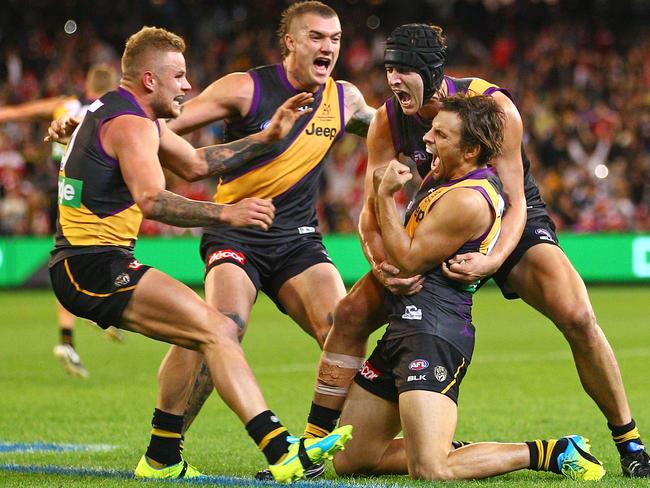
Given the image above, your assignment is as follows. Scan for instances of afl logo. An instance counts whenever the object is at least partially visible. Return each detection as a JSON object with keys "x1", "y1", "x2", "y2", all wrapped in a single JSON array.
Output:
[
  {"x1": 260, "y1": 120, "x2": 272, "y2": 130},
  {"x1": 409, "y1": 359, "x2": 429, "y2": 371}
]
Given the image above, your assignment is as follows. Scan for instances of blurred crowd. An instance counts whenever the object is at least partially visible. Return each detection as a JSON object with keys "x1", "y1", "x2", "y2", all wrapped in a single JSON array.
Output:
[{"x1": 1, "y1": 0, "x2": 649, "y2": 236}]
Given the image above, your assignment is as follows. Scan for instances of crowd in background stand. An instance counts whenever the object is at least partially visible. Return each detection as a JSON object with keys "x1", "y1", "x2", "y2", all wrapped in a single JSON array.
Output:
[{"x1": 1, "y1": 0, "x2": 649, "y2": 236}]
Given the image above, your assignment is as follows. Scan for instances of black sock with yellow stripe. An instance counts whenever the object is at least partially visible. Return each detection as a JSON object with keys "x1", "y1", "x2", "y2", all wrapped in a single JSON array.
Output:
[
  {"x1": 60, "y1": 328, "x2": 73, "y2": 347},
  {"x1": 304, "y1": 402, "x2": 340, "y2": 438},
  {"x1": 145, "y1": 408, "x2": 183, "y2": 467},
  {"x1": 609, "y1": 419, "x2": 645, "y2": 457},
  {"x1": 526, "y1": 438, "x2": 568, "y2": 474},
  {"x1": 245, "y1": 410, "x2": 290, "y2": 464}
]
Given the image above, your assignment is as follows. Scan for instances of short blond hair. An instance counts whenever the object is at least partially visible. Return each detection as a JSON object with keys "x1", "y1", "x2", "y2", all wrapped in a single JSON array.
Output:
[
  {"x1": 86, "y1": 64, "x2": 117, "y2": 97},
  {"x1": 121, "y1": 26, "x2": 186, "y2": 82},
  {"x1": 277, "y1": 1, "x2": 338, "y2": 58}
]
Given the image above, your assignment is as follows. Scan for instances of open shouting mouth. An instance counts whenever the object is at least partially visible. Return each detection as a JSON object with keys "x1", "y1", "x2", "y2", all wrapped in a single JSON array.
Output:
[{"x1": 313, "y1": 57, "x2": 331, "y2": 75}]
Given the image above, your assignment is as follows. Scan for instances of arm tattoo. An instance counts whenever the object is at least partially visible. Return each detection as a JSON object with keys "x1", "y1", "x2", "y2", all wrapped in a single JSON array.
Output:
[
  {"x1": 182, "y1": 360, "x2": 213, "y2": 434},
  {"x1": 199, "y1": 136, "x2": 270, "y2": 177},
  {"x1": 345, "y1": 107, "x2": 374, "y2": 137},
  {"x1": 149, "y1": 189, "x2": 223, "y2": 227}
]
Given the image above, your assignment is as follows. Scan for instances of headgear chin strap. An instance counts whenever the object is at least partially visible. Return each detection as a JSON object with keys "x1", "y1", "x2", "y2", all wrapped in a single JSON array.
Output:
[{"x1": 384, "y1": 24, "x2": 447, "y2": 101}]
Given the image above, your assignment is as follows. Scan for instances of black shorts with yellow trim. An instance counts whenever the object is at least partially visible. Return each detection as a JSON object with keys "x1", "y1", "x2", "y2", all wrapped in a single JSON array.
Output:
[
  {"x1": 490, "y1": 214, "x2": 560, "y2": 299},
  {"x1": 200, "y1": 232, "x2": 334, "y2": 313},
  {"x1": 354, "y1": 333, "x2": 469, "y2": 404},
  {"x1": 49, "y1": 251, "x2": 151, "y2": 329}
]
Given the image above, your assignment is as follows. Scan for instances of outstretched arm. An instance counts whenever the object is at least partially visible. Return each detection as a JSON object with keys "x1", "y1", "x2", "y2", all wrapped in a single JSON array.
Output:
[
  {"x1": 104, "y1": 115, "x2": 275, "y2": 229},
  {"x1": 0, "y1": 96, "x2": 70, "y2": 123},
  {"x1": 158, "y1": 92, "x2": 314, "y2": 181},
  {"x1": 167, "y1": 72, "x2": 253, "y2": 135}
]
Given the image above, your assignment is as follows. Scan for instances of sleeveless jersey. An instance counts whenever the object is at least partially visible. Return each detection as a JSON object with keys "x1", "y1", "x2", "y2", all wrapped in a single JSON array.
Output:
[
  {"x1": 385, "y1": 75, "x2": 546, "y2": 219},
  {"x1": 50, "y1": 88, "x2": 153, "y2": 265},
  {"x1": 386, "y1": 167, "x2": 505, "y2": 359},
  {"x1": 204, "y1": 63, "x2": 345, "y2": 245}
]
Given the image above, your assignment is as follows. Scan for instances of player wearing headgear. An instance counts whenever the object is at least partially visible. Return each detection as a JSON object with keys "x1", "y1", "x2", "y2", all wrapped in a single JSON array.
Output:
[
  {"x1": 332, "y1": 94, "x2": 604, "y2": 481},
  {"x1": 304, "y1": 22, "x2": 650, "y2": 478}
]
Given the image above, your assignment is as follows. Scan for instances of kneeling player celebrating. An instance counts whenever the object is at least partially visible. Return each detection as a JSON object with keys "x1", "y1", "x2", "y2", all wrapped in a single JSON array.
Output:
[{"x1": 332, "y1": 95, "x2": 605, "y2": 482}]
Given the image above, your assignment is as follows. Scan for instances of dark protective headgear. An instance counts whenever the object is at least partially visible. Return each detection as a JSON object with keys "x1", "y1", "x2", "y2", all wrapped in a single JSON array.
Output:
[{"x1": 384, "y1": 24, "x2": 447, "y2": 101}]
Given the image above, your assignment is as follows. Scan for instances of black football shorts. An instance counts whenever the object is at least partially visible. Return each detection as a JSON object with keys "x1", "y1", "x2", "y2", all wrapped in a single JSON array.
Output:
[{"x1": 49, "y1": 251, "x2": 151, "y2": 328}]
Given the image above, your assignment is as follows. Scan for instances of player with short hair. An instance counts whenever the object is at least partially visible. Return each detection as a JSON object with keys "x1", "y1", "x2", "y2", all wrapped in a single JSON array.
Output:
[
  {"x1": 333, "y1": 94, "x2": 604, "y2": 481},
  {"x1": 0, "y1": 63, "x2": 123, "y2": 376},
  {"x1": 51, "y1": 64, "x2": 125, "y2": 376},
  {"x1": 128, "y1": 1, "x2": 375, "y2": 480},
  {"x1": 305, "y1": 22, "x2": 650, "y2": 478},
  {"x1": 47, "y1": 25, "x2": 351, "y2": 483}
]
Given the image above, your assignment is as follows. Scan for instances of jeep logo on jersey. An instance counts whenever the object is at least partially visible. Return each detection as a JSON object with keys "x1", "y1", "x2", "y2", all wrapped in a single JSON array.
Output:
[
  {"x1": 409, "y1": 359, "x2": 429, "y2": 371},
  {"x1": 57, "y1": 175, "x2": 83, "y2": 208},
  {"x1": 305, "y1": 123, "x2": 337, "y2": 140},
  {"x1": 434, "y1": 365, "x2": 448, "y2": 382},
  {"x1": 207, "y1": 249, "x2": 246, "y2": 266}
]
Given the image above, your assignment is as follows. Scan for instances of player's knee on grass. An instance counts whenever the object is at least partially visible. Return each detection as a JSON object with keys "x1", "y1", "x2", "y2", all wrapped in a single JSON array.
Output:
[
  {"x1": 409, "y1": 463, "x2": 454, "y2": 481},
  {"x1": 333, "y1": 449, "x2": 377, "y2": 476}
]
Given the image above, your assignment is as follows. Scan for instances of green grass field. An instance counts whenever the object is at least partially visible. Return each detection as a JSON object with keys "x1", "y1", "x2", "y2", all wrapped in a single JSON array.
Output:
[{"x1": 1, "y1": 285, "x2": 649, "y2": 487}]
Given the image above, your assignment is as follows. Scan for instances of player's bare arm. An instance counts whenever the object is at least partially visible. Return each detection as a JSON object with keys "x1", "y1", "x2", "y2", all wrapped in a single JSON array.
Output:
[
  {"x1": 361, "y1": 106, "x2": 424, "y2": 294},
  {"x1": 104, "y1": 115, "x2": 275, "y2": 230},
  {"x1": 443, "y1": 91, "x2": 526, "y2": 282},
  {"x1": 158, "y1": 92, "x2": 314, "y2": 181},
  {"x1": 377, "y1": 160, "x2": 491, "y2": 276},
  {"x1": 167, "y1": 72, "x2": 255, "y2": 135},
  {"x1": 359, "y1": 106, "x2": 396, "y2": 266},
  {"x1": 0, "y1": 96, "x2": 69, "y2": 123},
  {"x1": 339, "y1": 80, "x2": 375, "y2": 137}
]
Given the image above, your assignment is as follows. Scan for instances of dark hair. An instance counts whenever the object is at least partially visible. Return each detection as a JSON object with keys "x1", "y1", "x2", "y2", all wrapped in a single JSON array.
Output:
[
  {"x1": 440, "y1": 95, "x2": 505, "y2": 166},
  {"x1": 277, "y1": 1, "x2": 338, "y2": 58},
  {"x1": 384, "y1": 24, "x2": 447, "y2": 101}
]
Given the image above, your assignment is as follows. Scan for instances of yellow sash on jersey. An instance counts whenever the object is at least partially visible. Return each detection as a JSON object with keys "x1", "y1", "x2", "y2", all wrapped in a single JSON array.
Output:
[
  {"x1": 58, "y1": 203, "x2": 142, "y2": 247},
  {"x1": 465, "y1": 78, "x2": 499, "y2": 96},
  {"x1": 405, "y1": 178, "x2": 503, "y2": 255},
  {"x1": 215, "y1": 78, "x2": 342, "y2": 203}
]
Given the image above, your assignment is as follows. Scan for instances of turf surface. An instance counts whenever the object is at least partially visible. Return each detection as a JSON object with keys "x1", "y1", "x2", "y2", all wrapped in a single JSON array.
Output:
[{"x1": 1, "y1": 285, "x2": 649, "y2": 486}]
